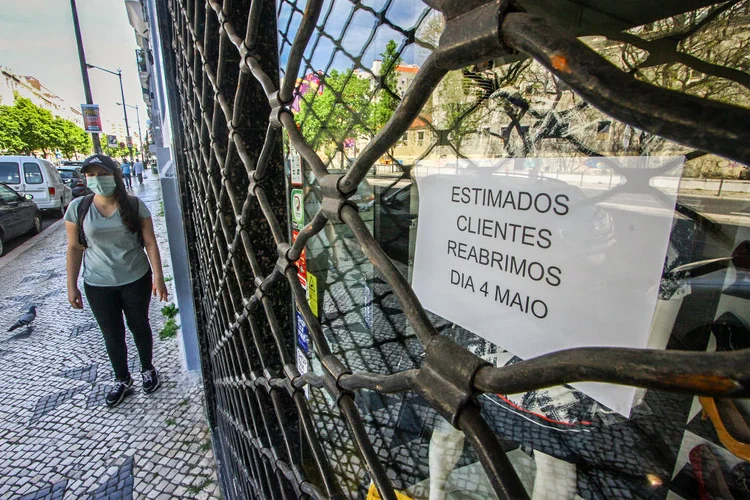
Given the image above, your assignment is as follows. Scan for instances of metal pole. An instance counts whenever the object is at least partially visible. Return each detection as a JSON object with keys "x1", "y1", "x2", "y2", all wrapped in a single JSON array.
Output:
[
  {"x1": 118, "y1": 103, "x2": 145, "y2": 162},
  {"x1": 135, "y1": 105, "x2": 144, "y2": 161},
  {"x1": 118, "y1": 70, "x2": 134, "y2": 163},
  {"x1": 70, "y1": 0, "x2": 101, "y2": 154}
]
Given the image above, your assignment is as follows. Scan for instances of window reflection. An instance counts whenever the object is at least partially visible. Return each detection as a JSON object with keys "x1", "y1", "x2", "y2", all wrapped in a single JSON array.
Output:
[{"x1": 283, "y1": 1, "x2": 750, "y2": 497}]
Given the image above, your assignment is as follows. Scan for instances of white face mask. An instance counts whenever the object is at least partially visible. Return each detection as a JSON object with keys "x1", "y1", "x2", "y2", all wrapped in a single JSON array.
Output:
[{"x1": 87, "y1": 176, "x2": 117, "y2": 196}]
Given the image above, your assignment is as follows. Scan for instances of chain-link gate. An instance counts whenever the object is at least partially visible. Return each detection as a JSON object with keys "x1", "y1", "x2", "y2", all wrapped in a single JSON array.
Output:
[{"x1": 160, "y1": 0, "x2": 750, "y2": 497}]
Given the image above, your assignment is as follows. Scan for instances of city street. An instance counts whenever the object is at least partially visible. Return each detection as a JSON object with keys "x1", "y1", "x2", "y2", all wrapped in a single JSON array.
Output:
[
  {"x1": 0, "y1": 177, "x2": 219, "y2": 499},
  {"x1": 1, "y1": 214, "x2": 59, "y2": 257}
]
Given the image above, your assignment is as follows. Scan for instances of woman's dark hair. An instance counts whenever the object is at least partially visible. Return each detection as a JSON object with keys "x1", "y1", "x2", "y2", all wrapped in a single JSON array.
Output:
[{"x1": 111, "y1": 170, "x2": 140, "y2": 234}]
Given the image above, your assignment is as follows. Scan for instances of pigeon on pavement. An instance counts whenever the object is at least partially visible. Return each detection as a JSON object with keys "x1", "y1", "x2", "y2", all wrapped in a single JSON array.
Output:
[{"x1": 7, "y1": 305, "x2": 37, "y2": 332}]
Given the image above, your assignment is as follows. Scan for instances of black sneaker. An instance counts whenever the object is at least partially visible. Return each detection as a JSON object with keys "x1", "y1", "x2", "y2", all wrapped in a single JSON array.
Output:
[
  {"x1": 141, "y1": 368, "x2": 161, "y2": 394},
  {"x1": 106, "y1": 377, "x2": 134, "y2": 407}
]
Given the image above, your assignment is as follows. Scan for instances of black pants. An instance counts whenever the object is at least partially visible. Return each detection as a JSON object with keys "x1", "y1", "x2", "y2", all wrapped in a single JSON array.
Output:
[{"x1": 85, "y1": 271, "x2": 154, "y2": 381}]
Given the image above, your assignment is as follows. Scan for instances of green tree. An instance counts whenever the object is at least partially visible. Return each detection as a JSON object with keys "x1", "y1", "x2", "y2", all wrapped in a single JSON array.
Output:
[
  {"x1": 295, "y1": 69, "x2": 373, "y2": 159},
  {"x1": 100, "y1": 139, "x2": 133, "y2": 160},
  {"x1": 51, "y1": 118, "x2": 92, "y2": 159},
  {"x1": 369, "y1": 40, "x2": 403, "y2": 130},
  {"x1": 71, "y1": 125, "x2": 93, "y2": 157},
  {"x1": 0, "y1": 96, "x2": 93, "y2": 157},
  {"x1": 13, "y1": 97, "x2": 55, "y2": 155},
  {"x1": 294, "y1": 40, "x2": 404, "y2": 165},
  {"x1": 0, "y1": 105, "x2": 26, "y2": 153}
]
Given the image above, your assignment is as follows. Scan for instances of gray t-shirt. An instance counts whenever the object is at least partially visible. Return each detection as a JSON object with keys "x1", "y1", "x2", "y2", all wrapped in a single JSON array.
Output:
[{"x1": 65, "y1": 196, "x2": 151, "y2": 287}]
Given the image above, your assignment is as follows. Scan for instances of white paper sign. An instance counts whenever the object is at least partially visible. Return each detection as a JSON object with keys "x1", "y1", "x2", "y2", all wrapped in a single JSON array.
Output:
[{"x1": 412, "y1": 157, "x2": 683, "y2": 416}]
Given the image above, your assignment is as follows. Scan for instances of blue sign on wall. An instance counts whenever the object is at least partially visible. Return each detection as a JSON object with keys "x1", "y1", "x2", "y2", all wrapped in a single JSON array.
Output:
[{"x1": 296, "y1": 311, "x2": 309, "y2": 353}]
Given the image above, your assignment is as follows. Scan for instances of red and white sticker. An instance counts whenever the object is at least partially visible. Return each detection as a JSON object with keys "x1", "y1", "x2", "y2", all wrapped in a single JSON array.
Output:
[{"x1": 292, "y1": 230, "x2": 307, "y2": 289}]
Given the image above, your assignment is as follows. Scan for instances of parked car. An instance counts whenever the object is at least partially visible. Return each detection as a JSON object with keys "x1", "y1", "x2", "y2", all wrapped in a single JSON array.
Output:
[
  {"x1": 0, "y1": 182, "x2": 41, "y2": 256},
  {"x1": 0, "y1": 156, "x2": 73, "y2": 217},
  {"x1": 57, "y1": 167, "x2": 91, "y2": 198}
]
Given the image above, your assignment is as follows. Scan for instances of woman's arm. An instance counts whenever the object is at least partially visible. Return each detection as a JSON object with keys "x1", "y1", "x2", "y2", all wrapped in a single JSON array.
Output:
[
  {"x1": 66, "y1": 221, "x2": 85, "y2": 309},
  {"x1": 141, "y1": 216, "x2": 168, "y2": 301}
]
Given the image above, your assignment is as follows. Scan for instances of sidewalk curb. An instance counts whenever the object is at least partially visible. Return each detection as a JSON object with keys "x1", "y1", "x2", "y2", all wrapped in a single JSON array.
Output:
[{"x1": 0, "y1": 219, "x2": 65, "y2": 272}]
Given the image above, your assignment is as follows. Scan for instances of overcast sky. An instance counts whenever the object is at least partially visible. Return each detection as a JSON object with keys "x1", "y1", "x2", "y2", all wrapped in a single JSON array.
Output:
[{"x1": 0, "y1": 0, "x2": 147, "y2": 131}]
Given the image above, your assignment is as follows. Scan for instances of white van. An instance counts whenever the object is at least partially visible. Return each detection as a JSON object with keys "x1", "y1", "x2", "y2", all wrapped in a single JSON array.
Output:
[{"x1": 0, "y1": 156, "x2": 73, "y2": 217}]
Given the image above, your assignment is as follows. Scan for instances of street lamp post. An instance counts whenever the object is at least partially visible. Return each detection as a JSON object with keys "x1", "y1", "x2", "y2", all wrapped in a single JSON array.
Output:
[
  {"x1": 117, "y1": 102, "x2": 144, "y2": 161},
  {"x1": 69, "y1": 0, "x2": 102, "y2": 154},
  {"x1": 86, "y1": 64, "x2": 134, "y2": 163}
]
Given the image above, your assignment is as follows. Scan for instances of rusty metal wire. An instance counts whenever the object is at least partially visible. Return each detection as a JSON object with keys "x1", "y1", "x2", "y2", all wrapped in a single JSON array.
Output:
[{"x1": 164, "y1": 0, "x2": 750, "y2": 498}]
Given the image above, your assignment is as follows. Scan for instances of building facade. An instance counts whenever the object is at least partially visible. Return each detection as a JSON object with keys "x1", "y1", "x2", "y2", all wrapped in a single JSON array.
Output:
[
  {"x1": 0, "y1": 66, "x2": 84, "y2": 127},
  {"x1": 155, "y1": 1, "x2": 750, "y2": 499},
  {"x1": 126, "y1": 0, "x2": 200, "y2": 373}
]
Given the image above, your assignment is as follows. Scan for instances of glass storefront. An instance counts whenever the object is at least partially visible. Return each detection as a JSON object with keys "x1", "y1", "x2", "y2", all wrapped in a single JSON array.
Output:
[{"x1": 280, "y1": 1, "x2": 750, "y2": 497}]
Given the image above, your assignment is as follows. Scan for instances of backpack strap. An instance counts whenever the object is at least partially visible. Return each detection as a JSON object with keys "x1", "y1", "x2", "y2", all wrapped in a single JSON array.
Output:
[
  {"x1": 76, "y1": 194, "x2": 95, "y2": 248},
  {"x1": 128, "y1": 195, "x2": 145, "y2": 247}
]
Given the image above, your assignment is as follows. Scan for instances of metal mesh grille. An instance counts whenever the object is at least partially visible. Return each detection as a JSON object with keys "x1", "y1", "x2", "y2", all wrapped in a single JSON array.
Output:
[{"x1": 164, "y1": 0, "x2": 750, "y2": 498}]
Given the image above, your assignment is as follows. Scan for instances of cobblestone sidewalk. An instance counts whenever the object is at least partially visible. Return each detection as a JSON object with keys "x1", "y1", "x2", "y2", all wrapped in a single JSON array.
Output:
[{"x1": 0, "y1": 178, "x2": 219, "y2": 499}]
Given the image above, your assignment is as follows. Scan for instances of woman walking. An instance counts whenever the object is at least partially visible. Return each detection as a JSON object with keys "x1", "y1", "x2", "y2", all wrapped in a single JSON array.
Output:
[{"x1": 65, "y1": 154, "x2": 168, "y2": 407}]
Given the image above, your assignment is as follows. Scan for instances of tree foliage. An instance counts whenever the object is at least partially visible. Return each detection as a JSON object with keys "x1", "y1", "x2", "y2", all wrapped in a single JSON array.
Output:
[
  {"x1": 294, "y1": 68, "x2": 373, "y2": 157},
  {"x1": 0, "y1": 105, "x2": 25, "y2": 153},
  {"x1": 100, "y1": 141, "x2": 135, "y2": 159},
  {"x1": 14, "y1": 97, "x2": 55, "y2": 154},
  {"x1": 370, "y1": 40, "x2": 403, "y2": 130},
  {"x1": 0, "y1": 95, "x2": 92, "y2": 158},
  {"x1": 293, "y1": 39, "x2": 404, "y2": 161},
  {"x1": 52, "y1": 117, "x2": 92, "y2": 159}
]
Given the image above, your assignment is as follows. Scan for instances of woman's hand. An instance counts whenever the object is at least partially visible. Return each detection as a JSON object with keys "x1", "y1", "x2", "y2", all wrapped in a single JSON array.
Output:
[
  {"x1": 68, "y1": 287, "x2": 83, "y2": 309},
  {"x1": 153, "y1": 277, "x2": 169, "y2": 302}
]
